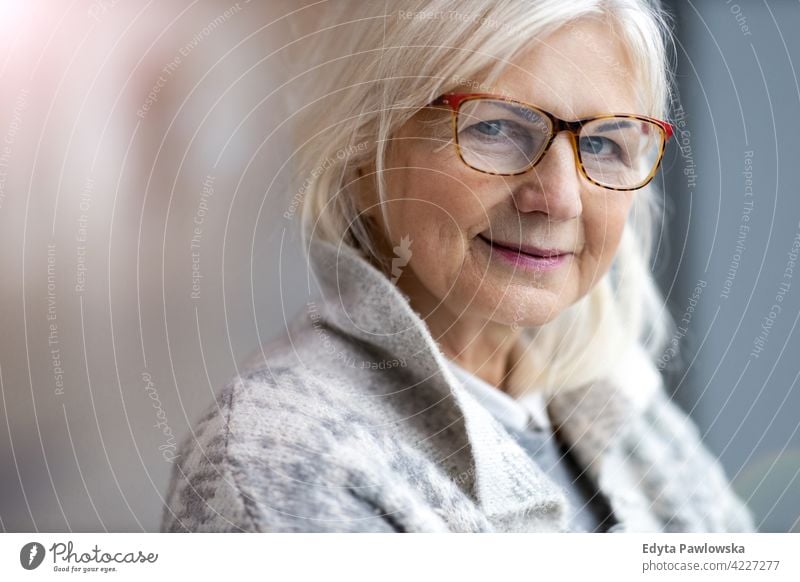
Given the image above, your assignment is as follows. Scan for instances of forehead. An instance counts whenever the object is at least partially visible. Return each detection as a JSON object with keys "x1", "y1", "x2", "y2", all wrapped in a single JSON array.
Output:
[{"x1": 489, "y1": 18, "x2": 639, "y2": 118}]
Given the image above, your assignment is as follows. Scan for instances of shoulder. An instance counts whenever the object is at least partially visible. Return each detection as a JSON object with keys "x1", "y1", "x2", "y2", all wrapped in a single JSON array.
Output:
[
  {"x1": 626, "y1": 386, "x2": 756, "y2": 532},
  {"x1": 160, "y1": 362, "x2": 401, "y2": 532}
]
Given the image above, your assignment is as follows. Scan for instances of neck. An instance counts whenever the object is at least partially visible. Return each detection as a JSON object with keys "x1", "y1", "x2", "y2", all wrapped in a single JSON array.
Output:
[{"x1": 395, "y1": 271, "x2": 521, "y2": 393}]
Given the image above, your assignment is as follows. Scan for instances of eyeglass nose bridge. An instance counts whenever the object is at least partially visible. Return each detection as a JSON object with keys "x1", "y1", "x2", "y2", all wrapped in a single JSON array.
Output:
[{"x1": 528, "y1": 116, "x2": 586, "y2": 174}]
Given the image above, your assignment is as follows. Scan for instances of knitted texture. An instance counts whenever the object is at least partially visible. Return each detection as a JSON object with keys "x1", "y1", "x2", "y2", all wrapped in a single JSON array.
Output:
[{"x1": 161, "y1": 238, "x2": 756, "y2": 533}]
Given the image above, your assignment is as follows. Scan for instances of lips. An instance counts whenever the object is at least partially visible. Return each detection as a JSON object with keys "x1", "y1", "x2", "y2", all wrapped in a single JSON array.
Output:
[{"x1": 477, "y1": 234, "x2": 568, "y2": 258}]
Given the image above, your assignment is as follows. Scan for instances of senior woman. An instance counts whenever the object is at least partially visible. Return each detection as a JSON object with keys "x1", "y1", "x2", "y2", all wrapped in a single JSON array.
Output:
[{"x1": 162, "y1": 0, "x2": 755, "y2": 533}]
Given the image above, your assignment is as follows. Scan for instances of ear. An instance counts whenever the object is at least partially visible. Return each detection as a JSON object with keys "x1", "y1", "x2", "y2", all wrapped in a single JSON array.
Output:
[
  {"x1": 352, "y1": 160, "x2": 378, "y2": 215},
  {"x1": 357, "y1": 158, "x2": 377, "y2": 179}
]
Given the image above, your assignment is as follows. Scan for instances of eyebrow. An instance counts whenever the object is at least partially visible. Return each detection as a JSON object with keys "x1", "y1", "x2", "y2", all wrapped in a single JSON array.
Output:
[
  {"x1": 593, "y1": 119, "x2": 636, "y2": 132},
  {"x1": 483, "y1": 102, "x2": 637, "y2": 131},
  {"x1": 484, "y1": 100, "x2": 547, "y2": 124},
  {"x1": 472, "y1": 100, "x2": 641, "y2": 133}
]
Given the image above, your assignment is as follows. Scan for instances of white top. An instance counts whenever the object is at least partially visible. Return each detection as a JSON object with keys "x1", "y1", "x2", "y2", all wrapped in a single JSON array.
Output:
[{"x1": 443, "y1": 358, "x2": 551, "y2": 432}]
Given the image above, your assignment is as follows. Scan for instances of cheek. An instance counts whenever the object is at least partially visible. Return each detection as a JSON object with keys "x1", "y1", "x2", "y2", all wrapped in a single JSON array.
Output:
[
  {"x1": 382, "y1": 170, "x2": 473, "y2": 285},
  {"x1": 381, "y1": 122, "x2": 494, "y2": 252},
  {"x1": 581, "y1": 193, "x2": 634, "y2": 277}
]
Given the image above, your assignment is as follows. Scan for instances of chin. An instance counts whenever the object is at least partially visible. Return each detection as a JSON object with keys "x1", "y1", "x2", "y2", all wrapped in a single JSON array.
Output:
[
  {"x1": 463, "y1": 292, "x2": 564, "y2": 328},
  {"x1": 508, "y1": 291, "x2": 570, "y2": 325}
]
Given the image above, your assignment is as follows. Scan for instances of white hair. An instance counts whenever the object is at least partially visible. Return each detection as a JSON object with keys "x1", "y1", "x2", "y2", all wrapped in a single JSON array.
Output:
[{"x1": 284, "y1": 0, "x2": 678, "y2": 398}]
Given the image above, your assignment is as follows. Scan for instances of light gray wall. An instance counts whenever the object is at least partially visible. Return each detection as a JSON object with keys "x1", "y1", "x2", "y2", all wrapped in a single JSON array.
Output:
[{"x1": 659, "y1": 0, "x2": 800, "y2": 532}]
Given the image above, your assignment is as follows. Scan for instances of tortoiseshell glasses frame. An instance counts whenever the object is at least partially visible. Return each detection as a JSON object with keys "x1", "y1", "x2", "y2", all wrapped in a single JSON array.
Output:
[{"x1": 430, "y1": 92, "x2": 675, "y2": 192}]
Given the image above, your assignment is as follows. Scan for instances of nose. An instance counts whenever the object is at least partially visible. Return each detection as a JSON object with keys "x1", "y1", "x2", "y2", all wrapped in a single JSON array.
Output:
[{"x1": 510, "y1": 132, "x2": 583, "y2": 220}]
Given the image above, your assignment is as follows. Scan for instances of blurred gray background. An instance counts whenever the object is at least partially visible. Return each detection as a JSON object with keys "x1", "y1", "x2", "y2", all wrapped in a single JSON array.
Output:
[
  {"x1": 657, "y1": 0, "x2": 800, "y2": 533},
  {"x1": 0, "y1": 0, "x2": 797, "y2": 533}
]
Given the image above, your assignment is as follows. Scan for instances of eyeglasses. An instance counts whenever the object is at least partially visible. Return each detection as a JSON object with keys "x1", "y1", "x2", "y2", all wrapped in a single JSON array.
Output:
[{"x1": 430, "y1": 93, "x2": 674, "y2": 191}]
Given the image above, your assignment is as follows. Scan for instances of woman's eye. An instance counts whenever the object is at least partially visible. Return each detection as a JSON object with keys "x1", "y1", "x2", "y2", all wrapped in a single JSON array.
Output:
[
  {"x1": 475, "y1": 120, "x2": 504, "y2": 136},
  {"x1": 579, "y1": 135, "x2": 621, "y2": 157},
  {"x1": 467, "y1": 119, "x2": 520, "y2": 138}
]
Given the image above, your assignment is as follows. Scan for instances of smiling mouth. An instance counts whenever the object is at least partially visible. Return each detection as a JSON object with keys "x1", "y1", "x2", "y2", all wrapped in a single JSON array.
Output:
[{"x1": 477, "y1": 234, "x2": 569, "y2": 258}]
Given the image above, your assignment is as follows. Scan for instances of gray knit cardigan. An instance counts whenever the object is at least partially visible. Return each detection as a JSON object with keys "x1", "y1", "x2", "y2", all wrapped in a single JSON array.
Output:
[{"x1": 161, "y1": 238, "x2": 756, "y2": 533}]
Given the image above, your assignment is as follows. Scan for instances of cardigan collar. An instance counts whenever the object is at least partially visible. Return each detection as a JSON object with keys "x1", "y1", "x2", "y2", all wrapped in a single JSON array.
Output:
[
  {"x1": 306, "y1": 237, "x2": 662, "y2": 532},
  {"x1": 443, "y1": 356, "x2": 541, "y2": 432}
]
